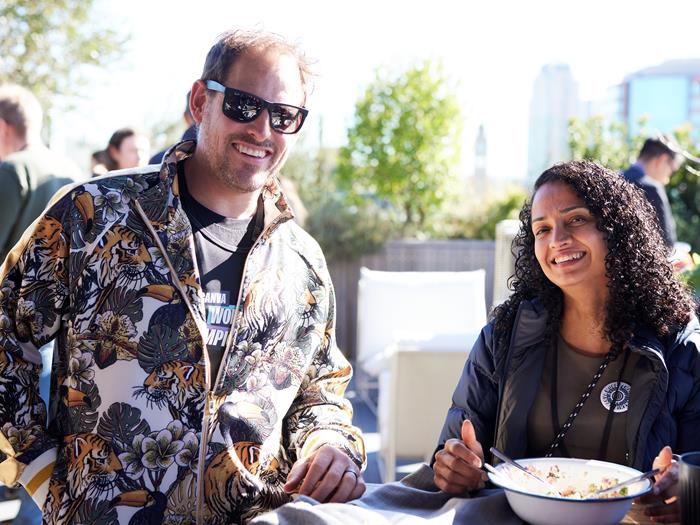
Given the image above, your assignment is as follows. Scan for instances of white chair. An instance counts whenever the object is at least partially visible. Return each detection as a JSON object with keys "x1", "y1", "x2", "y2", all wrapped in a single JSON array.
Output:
[
  {"x1": 354, "y1": 267, "x2": 485, "y2": 481},
  {"x1": 378, "y1": 348, "x2": 470, "y2": 482},
  {"x1": 355, "y1": 267, "x2": 486, "y2": 407}
]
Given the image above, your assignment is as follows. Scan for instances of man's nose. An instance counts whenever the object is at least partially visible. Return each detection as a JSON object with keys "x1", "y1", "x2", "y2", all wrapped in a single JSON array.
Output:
[{"x1": 246, "y1": 108, "x2": 273, "y2": 140}]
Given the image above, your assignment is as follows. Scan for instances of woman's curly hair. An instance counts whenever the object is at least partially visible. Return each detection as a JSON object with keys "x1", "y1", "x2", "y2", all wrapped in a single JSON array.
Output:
[{"x1": 492, "y1": 160, "x2": 694, "y2": 354}]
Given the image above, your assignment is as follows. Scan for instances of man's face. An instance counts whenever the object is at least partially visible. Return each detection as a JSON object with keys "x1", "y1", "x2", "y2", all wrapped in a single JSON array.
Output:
[
  {"x1": 647, "y1": 153, "x2": 676, "y2": 185},
  {"x1": 193, "y1": 48, "x2": 305, "y2": 194},
  {"x1": 0, "y1": 118, "x2": 17, "y2": 160}
]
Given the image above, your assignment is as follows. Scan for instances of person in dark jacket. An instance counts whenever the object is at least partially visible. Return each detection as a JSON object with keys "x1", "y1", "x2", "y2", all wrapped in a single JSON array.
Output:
[
  {"x1": 433, "y1": 160, "x2": 699, "y2": 524},
  {"x1": 622, "y1": 137, "x2": 682, "y2": 248}
]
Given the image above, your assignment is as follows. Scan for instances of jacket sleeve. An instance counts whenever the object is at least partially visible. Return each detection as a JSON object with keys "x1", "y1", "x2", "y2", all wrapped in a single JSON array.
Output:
[
  {"x1": 432, "y1": 322, "x2": 500, "y2": 463},
  {"x1": 675, "y1": 328, "x2": 700, "y2": 454},
  {"x1": 283, "y1": 280, "x2": 366, "y2": 470},
  {"x1": 0, "y1": 207, "x2": 69, "y2": 498}
]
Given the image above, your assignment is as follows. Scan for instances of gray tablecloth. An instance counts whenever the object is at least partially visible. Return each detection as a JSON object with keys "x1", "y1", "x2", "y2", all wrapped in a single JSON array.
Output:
[{"x1": 251, "y1": 464, "x2": 524, "y2": 524}]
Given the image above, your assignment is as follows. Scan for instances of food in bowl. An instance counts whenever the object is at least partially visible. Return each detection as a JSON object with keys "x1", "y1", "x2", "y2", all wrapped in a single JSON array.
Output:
[
  {"x1": 516, "y1": 463, "x2": 629, "y2": 498},
  {"x1": 487, "y1": 457, "x2": 653, "y2": 525}
]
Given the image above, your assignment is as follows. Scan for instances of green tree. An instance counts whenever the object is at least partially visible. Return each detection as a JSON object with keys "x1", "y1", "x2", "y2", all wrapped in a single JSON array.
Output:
[
  {"x1": 336, "y1": 61, "x2": 463, "y2": 235},
  {"x1": 0, "y1": 0, "x2": 126, "y2": 112},
  {"x1": 567, "y1": 115, "x2": 646, "y2": 171},
  {"x1": 568, "y1": 117, "x2": 700, "y2": 249}
]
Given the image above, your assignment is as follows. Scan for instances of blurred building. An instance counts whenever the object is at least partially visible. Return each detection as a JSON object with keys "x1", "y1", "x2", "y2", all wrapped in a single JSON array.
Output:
[
  {"x1": 527, "y1": 63, "x2": 579, "y2": 182},
  {"x1": 473, "y1": 124, "x2": 487, "y2": 193},
  {"x1": 620, "y1": 59, "x2": 700, "y2": 139}
]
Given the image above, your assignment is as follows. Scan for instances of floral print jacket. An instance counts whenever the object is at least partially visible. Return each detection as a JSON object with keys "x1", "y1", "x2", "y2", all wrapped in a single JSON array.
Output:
[{"x1": 0, "y1": 141, "x2": 365, "y2": 524}]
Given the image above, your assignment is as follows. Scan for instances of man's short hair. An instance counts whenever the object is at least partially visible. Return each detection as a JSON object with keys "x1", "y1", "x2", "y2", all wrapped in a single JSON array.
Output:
[
  {"x1": 0, "y1": 84, "x2": 43, "y2": 140},
  {"x1": 200, "y1": 29, "x2": 314, "y2": 101},
  {"x1": 638, "y1": 137, "x2": 682, "y2": 166}
]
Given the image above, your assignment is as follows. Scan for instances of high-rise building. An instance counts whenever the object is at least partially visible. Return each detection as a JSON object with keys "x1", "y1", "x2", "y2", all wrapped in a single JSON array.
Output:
[
  {"x1": 621, "y1": 59, "x2": 700, "y2": 139},
  {"x1": 472, "y1": 124, "x2": 488, "y2": 194},
  {"x1": 527, "y1": 63, "x2": 579, "y2": 182}
]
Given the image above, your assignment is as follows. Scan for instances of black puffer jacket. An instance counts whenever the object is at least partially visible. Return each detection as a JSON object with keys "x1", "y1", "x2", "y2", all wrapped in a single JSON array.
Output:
[{"x1": 436, "y1": 299, "x2": 700, "y2": 470}]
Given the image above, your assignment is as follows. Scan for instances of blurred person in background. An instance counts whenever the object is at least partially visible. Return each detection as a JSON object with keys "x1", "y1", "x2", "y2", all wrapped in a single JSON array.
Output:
[
  {"x1": 90, "y1": 149, "x2": 109, "y2": 177},
  {"x1": 622, "y1": 137, "x2": 683, "y2": 249},
  {"x1": 0, "y1": 83, "x2": 82, "y2": 524},
  {"x1": 0, "y1": 84, "x2": 82, "y2": 259},
  {"x1": 433, "y1": 161, "x2": 699, "y2": 524},
  {"x1": 149, "y1": 90, "x2": 198, "y2": 164},
  {"x1": 102, "y1": 126, "x2": 150, "y2": 171}
]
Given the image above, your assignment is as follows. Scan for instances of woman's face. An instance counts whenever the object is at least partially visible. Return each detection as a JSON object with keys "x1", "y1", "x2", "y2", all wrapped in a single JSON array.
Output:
[
  {"x1": 111, "y1": 134, "x2": 150, "y2": 169},
  {"x1": 531, "y1": 181, "x2": 609, "y2": 294}
]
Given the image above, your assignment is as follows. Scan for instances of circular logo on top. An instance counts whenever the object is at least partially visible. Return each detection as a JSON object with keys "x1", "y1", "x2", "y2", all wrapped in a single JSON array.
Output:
[{"x1": 600, "y1": 382, "x2": 631, "y2": 412}]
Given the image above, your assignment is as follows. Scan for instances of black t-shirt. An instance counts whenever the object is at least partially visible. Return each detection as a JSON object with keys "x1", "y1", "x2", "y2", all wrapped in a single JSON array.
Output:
[{"x1": 177, "y1": 162, "x2": 261, "y2": 383}]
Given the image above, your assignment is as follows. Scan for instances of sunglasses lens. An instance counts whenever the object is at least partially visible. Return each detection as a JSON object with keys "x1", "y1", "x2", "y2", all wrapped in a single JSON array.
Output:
[
  {"x1": 270, "y1": 105, "x2": 304, "y2": 133},
  {"x1": 224, "y1": 91, "x2": 263, "y2": 122}
]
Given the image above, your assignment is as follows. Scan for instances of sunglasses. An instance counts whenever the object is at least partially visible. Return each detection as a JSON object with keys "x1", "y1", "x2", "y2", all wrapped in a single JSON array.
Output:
[{"x1": 205, "y1": 80, "x2": 308, "y2": 134}]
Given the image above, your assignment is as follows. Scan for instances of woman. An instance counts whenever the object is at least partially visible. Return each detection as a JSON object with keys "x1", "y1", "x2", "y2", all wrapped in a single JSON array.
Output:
[
  {"x1": 433, "y1": 160, "x2": 700, "y2": 523},
  {"x1": 102, "y1": 127, "x2": 150, "y2": 172}
]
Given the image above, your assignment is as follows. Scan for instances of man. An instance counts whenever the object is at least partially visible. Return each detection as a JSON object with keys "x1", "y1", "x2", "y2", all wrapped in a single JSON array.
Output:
[
  {"x1": 0, "y1": 84, "x2": 81, "y2": 524},
  {"x1": 0, "y1": 30, "x2": 365, "y2": 524},
  {"x1": 623, "y1": 137, "x2": 682, "y2": 248},
  {"x1": 0, "y1": 84, "x2": 82, "y2": 260}
]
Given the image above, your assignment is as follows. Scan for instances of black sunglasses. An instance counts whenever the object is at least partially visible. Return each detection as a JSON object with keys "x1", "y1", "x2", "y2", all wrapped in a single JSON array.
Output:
[{"x1": 205, "y1": 80, "x2": 308, "y2": 134}]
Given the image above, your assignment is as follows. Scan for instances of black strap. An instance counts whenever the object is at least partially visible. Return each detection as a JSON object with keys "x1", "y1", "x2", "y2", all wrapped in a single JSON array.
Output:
[
  {"x1": 546, "y1": 341, "x2": 618, "y2": 458},
  {"x1": 596, "y1": 350, "x2": 631, "y2": 460},
  {"x1": 549, "y1": 345, "x2": 570, "y2": 457}
]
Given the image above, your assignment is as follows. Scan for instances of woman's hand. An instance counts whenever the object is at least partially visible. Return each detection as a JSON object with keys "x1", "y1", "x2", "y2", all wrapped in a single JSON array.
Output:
[
  {"x1": 433, "y1": 419, "x2": 489, "y2": 494},
  {"x1": 637, "y1": 446, "x2": 680, "y2": 523}
]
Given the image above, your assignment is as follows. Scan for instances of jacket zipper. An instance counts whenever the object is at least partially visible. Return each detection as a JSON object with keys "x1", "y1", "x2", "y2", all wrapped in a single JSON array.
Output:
[
  {"x1": 492, "y1": 306, "x2": 524, "y2": 460},
  {"x1": 626, "y1": 342, "x2": 668, "y2": 468},
  {"x1": 135, "y1": 197, "x2": 292, "y2": 523},
  {"x1": 134, "y1": 200, "x2": 212, "y2": 524},
  {"x1": 196, "y1": 211, "x2": 292, "y2": 521}
]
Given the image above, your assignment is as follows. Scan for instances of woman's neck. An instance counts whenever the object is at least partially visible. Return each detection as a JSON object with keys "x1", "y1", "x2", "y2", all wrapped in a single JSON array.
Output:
[{"x1": 559, "y1": 290, "x2": 610, "y2": 355}]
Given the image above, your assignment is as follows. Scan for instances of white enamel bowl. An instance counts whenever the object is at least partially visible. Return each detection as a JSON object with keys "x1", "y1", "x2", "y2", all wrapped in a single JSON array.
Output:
[{"x1": 487, "y1": 457, "x2": 653, "y2": 525}]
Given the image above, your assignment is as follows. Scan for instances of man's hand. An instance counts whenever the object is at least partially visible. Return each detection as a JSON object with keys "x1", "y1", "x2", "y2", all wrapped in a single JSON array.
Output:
[
  {"x1": 433, "y1": 419, "x2": 488, "y2": 494},
  {"x1": 637, "y1": 446, "x2": 680, "y2": 524},
  {"x1": 284, "y1": 445, "x2": 365, "y2": 503}
]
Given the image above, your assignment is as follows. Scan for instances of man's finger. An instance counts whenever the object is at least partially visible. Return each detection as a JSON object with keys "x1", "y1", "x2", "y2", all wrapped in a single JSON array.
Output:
[
  {"x1": 309, "y1": 461, "x2": 345, "y2": 502},
  {"x1": 283, "y1": 457, "x2": 310, "y2": 493},
  {"x1": 328, "y1": 470, "x2": 358, "y2": 503},
  {"x1": 297, "y1": 447, "x2": 335, "y2": 496},
  {"x1": 349, "y1": 476, "x2": 366, "y2": 500}
]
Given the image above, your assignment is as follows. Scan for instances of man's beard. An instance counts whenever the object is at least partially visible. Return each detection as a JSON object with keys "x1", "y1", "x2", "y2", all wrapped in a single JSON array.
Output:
[{"x1": 203, "y1": 133, "x2": 282, "y2": 194}]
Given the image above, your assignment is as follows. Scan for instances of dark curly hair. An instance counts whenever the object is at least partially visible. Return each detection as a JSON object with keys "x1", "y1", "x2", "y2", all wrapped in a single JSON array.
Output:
[{"x1": 492, "y1": 160, "x2": 694, "y2": 354}]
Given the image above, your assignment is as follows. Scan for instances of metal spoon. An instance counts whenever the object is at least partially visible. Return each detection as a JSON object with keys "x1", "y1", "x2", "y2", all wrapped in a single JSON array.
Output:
[
  {"x1": 490, "y1": 447, "x2": 561, "y2": 496},
  {"x1": 591, "y1": 468, "x2": 659, "y2": 498}
]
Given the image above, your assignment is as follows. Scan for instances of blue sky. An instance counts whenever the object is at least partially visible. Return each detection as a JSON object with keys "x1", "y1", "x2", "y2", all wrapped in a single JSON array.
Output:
[{"x1": 51, "y1": 0, "x2": 700, "y2": 179}]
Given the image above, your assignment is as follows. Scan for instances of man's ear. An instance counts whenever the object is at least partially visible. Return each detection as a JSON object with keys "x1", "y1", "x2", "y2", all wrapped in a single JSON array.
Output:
[{"x1": 190, "y1": 80, "x2": 208, "y2": 124}]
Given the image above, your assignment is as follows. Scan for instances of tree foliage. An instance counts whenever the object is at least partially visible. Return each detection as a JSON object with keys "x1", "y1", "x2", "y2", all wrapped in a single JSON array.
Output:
[
  {"x1": 568, "y1": 117, "x2": 700, "y2": 249},
  {"x1": 0, "y1": 0, "x2": 126, "y2": 111},
  {"x1": 429, "y1": 185, "x2": 528, "y2": 240},
  {"x1": 335, "y1": 61, "x2": 463, "y2": 235},
  {"x1": 567, "y1": 115, "x2": 646, "y2": 171}
]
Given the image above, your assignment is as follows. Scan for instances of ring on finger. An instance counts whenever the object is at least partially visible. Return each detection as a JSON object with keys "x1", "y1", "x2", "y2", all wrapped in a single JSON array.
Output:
[{"x1": 344, "y1": 469, "x2": 358, "y2": 480}]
